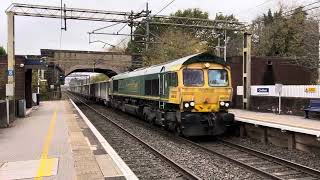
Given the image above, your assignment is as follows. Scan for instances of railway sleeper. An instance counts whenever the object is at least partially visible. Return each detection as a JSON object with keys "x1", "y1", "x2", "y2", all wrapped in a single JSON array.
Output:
[{"x1": 273, "y1": 170, "x2": 302, "y2": 176}]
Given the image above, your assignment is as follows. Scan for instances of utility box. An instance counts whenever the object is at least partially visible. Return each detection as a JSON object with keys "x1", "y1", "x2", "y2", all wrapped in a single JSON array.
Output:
[{"x1": 17, "y1": 99, "x2": 26, "y2": 117}]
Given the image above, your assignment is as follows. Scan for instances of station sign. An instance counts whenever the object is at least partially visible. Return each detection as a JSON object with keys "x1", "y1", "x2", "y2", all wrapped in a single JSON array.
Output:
[
  {"x1": 305, "y1": 87, "x2": 316, "y2": 93},
  {"x1": 257, "y1": 88, "x2": 269, "y2": 94},
  {"x1": 6, "y1": 84, "x2": 14, "y2": 96},
  {"x1": 7, "y1": 69, "x2": 14, "y2": 76}
]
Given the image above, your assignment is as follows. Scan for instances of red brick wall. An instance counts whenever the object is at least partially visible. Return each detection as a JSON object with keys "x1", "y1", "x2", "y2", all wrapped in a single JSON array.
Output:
[
  {"x1": 228, "y1": 56, "x2": 317, "y2": 114},
  {"x1": 0, "y1": 55, "x2": 26, "y2": 100},
  {"x1": 228, "y1": 56, "x2": 315, "y2": 87},
  {"x1": 0, "y1": 56, "x2": 8, "y2": 99}
]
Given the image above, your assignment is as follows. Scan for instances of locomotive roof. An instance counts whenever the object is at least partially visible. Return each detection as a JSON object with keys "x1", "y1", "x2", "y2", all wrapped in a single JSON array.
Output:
[{"x1": 112, "y1": 52, "x2": 226, "y2": 80}]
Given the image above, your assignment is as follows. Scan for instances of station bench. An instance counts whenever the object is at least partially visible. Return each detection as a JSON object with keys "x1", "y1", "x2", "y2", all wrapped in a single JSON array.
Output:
[{"x1": 304, "y1": 100, "x2": 320, "y2": 119}]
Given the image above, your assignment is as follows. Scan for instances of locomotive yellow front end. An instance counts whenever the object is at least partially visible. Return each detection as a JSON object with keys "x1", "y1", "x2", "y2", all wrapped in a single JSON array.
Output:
[
  {"x1": 179, "y1": 62, "x2": 232, "y2": 113},
  {"x1": 168, "y1": 60, "x2": 234, "y2": 136}
]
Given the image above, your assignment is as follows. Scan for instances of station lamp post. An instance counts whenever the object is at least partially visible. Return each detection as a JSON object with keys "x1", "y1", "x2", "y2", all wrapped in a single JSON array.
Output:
[
  {"x1": 6, "y1": 12, "x2": 15, "y2": 126},
  {"x1": 243, "y1": 32, "x2": 252, "y2": 110}
]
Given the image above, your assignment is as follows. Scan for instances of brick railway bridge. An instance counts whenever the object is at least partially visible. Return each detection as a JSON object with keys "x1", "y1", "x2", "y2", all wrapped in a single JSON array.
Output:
[
  {"x1": 0, "y1": 49, "x2": 137, "y2": 115},
  {"x1": 41, "y1": 49, "x2": 137, "y2": 78}
]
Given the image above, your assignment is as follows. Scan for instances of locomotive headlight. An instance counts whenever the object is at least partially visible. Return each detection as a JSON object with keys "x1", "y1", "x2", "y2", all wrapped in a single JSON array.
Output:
[
  {"x1": 220, "y1": 101, "x2": 225, "y2": 106},
  {"x1": 190, "y1": 101, "x2": 195, "y2": 107},
  {"x1": 225, "y1": 103, "x2": 230, "y2": 107},
  {"x1": 184, "y1": 103, "x2": 190, "y2": 108}
]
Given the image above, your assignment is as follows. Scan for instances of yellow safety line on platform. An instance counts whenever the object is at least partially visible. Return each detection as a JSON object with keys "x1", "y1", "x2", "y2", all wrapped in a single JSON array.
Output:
[{"x1": 35, "y1": 107, "x2": 58, "y2": 180}]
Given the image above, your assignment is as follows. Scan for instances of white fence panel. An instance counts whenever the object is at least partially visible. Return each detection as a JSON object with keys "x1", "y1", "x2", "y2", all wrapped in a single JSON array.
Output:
[{"x1": 237, "y1": 85, "x2": 320, "y2": 99}]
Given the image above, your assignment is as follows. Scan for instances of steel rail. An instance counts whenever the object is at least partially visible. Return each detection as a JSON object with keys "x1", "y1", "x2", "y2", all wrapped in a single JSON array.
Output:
[
  {"x1": 68, "y1": 92, "x2": 281, "y2": 179},
  {"x1": 67, "y1": 92, "x2": 201, "y2": 180},
  {"x1": 67, "y1": 92, "x2": 320, "y2": 179},
  {"x1": 218, "y1": 139, "x2": 320, "y2": 178},
  {"x1": 175, "y1": 137, "x2": 282, "y2": 180}
]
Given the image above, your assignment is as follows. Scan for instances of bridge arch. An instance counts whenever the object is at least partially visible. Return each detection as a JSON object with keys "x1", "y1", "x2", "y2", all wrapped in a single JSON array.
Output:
[
  {"x1": 67, "y1": 67, "x2": 118, "y2": 78},
  {"x1": 41, "y1": 49, "x2": 132, "y2": 77}
]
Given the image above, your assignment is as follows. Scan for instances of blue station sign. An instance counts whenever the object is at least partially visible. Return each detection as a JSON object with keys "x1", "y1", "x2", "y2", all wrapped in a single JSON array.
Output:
[
  {"x1": 7, "y1": 70, "x2": 14, "y2": 76},
  {"x1": 257, "y1": 88, "x2": 269, "y2": 93}
]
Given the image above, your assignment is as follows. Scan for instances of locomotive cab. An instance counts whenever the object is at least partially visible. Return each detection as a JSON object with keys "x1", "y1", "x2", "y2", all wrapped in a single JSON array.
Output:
[
  {"x1": 164, "y1": 56, "x2": 235, "y2": 136},
  {"x1": 179, "y1": 63, "x2": 232, "y2": 113}
]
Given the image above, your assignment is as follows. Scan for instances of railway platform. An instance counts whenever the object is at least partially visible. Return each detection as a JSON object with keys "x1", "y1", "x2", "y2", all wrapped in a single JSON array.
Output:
[
  {"x1": 230, "y1": 109, "x2": 320, "y2": 137},
  {"x1": 230, "y1": 109, "x2": 320, "y2": 152},
  {"x1": 0, "y1": 100, "x2": 136, "y2": 180}
]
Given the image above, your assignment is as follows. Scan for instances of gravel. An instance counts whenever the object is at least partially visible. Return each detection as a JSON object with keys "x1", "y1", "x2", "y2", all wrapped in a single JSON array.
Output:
[
  {"x1": 69, "y1": 93, "x2": 320, "y2": 180},
  {"x1": 222, "y1": 136, "x2": 320, "y2": 171},
  {"x1": 76, "y1": 103, "x2": 182, "y2": 180},
  {"x1": 81, "y1": 101, "x2": 262, "y2": 180}
]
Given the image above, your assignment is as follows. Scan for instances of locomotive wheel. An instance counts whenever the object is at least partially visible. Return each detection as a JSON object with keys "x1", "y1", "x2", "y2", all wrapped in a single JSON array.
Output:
[
  {"x1": 175, "y1": 125, "x2": 182, "y2": 136},
  {"x1": 143, "y1": 114, "x2": 148, "y2": 122},
  {"x1": 148, "y1": 117, "x2": 155, "y2": 126},
  {"x1": 161, "y1": 121, "x2": 169, "y2": 131}
]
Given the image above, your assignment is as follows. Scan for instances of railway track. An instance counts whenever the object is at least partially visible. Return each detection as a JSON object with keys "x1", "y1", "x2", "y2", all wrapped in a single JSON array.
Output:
[
  {"x1": 98, "y1": 100, "x2": 320, "y2": 179},
  {"x1": 186, "y1": 138, "x2": 320, "y2": 180},
  {"x1": 67, "y1": 92, "x2": 200, "y2": 180},
  {"x1": 68, "y1": 92, "x2": 320, "y2": 180},
  {"x1": 218, "y1": 139, "x2": 320, "y2": 179}
]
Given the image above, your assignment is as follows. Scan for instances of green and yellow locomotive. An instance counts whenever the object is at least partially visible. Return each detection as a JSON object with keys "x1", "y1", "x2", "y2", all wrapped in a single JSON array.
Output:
[{"x1": 109, "y1": 52, "x2": 234, "y2": 136}]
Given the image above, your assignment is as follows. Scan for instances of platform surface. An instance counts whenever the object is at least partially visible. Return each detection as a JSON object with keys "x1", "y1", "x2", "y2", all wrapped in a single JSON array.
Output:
[
  {"x1": 230, "y1": 109, "x2": 320, "y2": 136},
  {"x1": 0, "y1": 100, "x2": 130, "y2": 180}
]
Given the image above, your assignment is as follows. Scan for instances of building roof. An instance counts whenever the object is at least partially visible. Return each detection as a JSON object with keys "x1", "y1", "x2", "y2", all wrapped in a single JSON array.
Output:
[{"x1": 112, "y1": 52, "x2": 225, "y2": 80}]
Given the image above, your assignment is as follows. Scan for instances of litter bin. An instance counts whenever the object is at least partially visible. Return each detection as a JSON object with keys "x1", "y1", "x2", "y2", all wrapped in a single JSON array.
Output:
[
  {"x1": 36, "y1": 93, "x2": 40, "y2": 105},
  {"x1": 17, "y1": 99, "x2": 26, "y2": 117}
]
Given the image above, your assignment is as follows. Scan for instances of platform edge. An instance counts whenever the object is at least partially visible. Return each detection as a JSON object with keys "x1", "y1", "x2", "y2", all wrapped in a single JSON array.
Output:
[
  {"x1": 235, "y1": 117, "x2": 320, "y2": 138},
  {"x1": 69, "y1": 98, "x2": 138, "y2": 180}
]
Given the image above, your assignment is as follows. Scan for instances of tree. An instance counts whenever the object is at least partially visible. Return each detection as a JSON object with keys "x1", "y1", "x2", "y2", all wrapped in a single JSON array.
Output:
[
  {"x1": 127, "y1": 8, "x2": 242, "y2": 65},
  {"x1": 144, "y1": 29, "x2": 207, "y2": 65},
  {"x1": 0, "y1": 46, "x2": 6, "y2": 55},
  {"x1": 251, "y1": 7, "x2": 318, "y2": 72},
  {"x1": 91, "y1": 74, "x2": 109, "y2": 83},
  {"x1": 250, "y1": 7, "x2": 319, "y2": 83},
  {"x1": 127, "y1": 8, "x2": 211, "y2": 65},
  {"x1": 173, "y1": 8, "x2": 209, "y2": 19},
  {"x1": 211, "y1": 14, "x2": 243, "y2": 57}
]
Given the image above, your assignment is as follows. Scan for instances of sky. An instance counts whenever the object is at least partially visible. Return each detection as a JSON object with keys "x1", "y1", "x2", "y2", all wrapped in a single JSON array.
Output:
[{"x1": 0, "y1": 0, "x2": 313, "y2": 55}]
